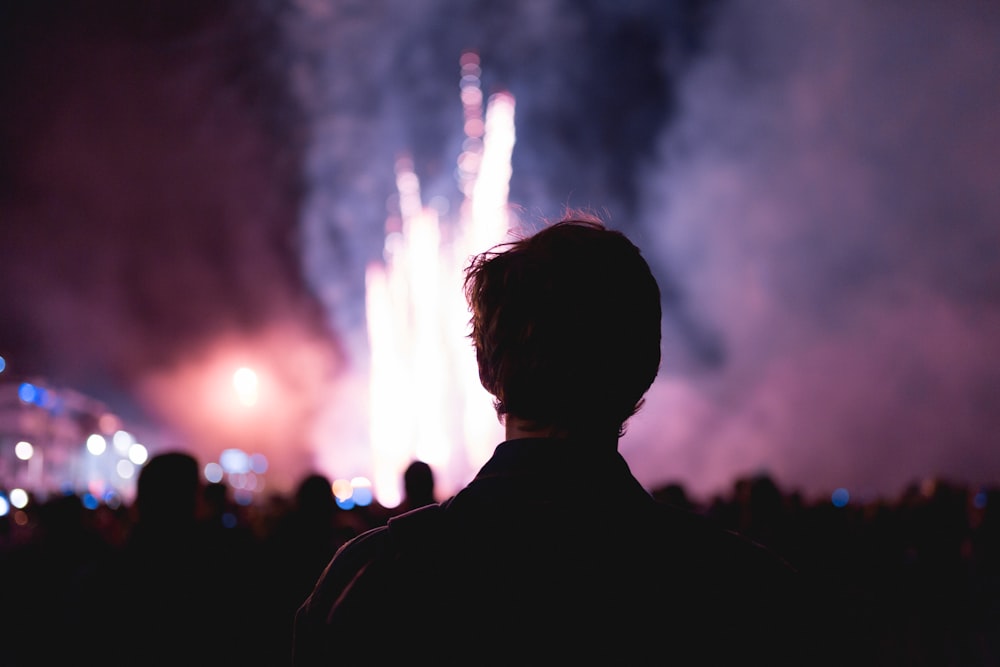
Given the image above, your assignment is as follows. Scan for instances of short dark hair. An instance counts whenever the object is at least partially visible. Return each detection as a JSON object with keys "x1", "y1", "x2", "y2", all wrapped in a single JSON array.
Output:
[{"x1": 464, "y1": 216, "x2": 662, "y2": 438}]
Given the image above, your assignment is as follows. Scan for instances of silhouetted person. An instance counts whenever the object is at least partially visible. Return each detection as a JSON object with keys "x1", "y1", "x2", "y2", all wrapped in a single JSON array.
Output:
[
  {"x1": 652, "y1": 481, "x2": 696, "y2": 512},
  {"x1": 72, "y1": 451, "x2": 258, "y2": 664},
  {"x1": 268, "y1": 473, "x2": 361, "y2": 592},
  {"x1": 0, "y1": 493, "x2": 114, "y2": 666},
  {"x1": 260, "y1": 473, "x2": 361, "y2": 663},
  {"x1": 293, "y1": 215, "x2": 835, "y2": 665},
  {"x1": 395, "y1": 460, "x2": 437, "y2": 515}
]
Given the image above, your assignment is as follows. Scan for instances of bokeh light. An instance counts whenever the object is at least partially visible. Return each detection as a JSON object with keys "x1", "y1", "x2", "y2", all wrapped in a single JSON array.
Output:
[
  {"x1": 351, "y1": 477, "x2": 373, "y2": 507},
  {"x1": 249, "y1": 453, "x2": 268, "y2": 474},
  {"x1": 103, "y1": 489, "x2": 122, "y2": 509},
  {"x1": 232, "y1": 366, "x2": 259, "y2": 406},
  {"x1": 98, "y1": 413, "x2": 121, "y2": 434},
  {"x1": 128, "y1": 443, "x2": 148, "y2": 465},
  {"x1": 116, "y1": 459, "x2": 136, "y2": 479},
  {"x1": 332, "y1": 478, "x2": 353, "y2": 502},
  {"x1": 973, "y1": 490, "x2": 988, "y2": 510},
  {"x1": 112, "y1": 430, "x2": 134, "y2": 454},
  {"x1": 86, "y1": 434, "x2": 107, "y2": 455},
  {"x1": 14, "y1": 441, "x2": 33, "y2": 461},
  {"x1": 205, "y1": 462, "x2": 224, "y2": 483},
  {"x1": 220, "y1": 448, "x2": 250, "y2": 474},
  {"x1": 9, "y1": 488, "x2": 29, "y2": 509},
  {"x1": 18, "y1": 382, "x2": 41, "y2": 404}
]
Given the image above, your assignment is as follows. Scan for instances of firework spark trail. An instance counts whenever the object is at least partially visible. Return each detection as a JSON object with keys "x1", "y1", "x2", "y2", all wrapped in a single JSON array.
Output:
[{"x1": 364, "y1": 54, "x2": 514, "y2": 506}]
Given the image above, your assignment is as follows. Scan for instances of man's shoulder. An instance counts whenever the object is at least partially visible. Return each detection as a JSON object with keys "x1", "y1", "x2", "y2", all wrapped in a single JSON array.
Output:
[
  {"x1": 330, "y1": 521, "x2": 393, "y2": 564},
  {"x1": 621, "y1": 501, "x2": 799, "y2": 595},
  {"x1": 385, "y1": 502, "x2": 447, "y2": 547},
  {"x1": 673, "y1": 503, "x2": 794, "y2": 559},
  {"x1": 301, "y1": 504, "x2": 445, "y2": 601},
  {"x1": 296, "y1": 523, "x2": 391, "y2": 610}
]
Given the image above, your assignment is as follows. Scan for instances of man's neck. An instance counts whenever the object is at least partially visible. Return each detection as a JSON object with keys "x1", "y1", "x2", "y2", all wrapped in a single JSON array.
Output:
[
  {"x1": 505, "y1": 416, "x2": 619, "y2": 441},
  {"x1": 504, "y1": 416, "x2": 565, "y2": 441}
]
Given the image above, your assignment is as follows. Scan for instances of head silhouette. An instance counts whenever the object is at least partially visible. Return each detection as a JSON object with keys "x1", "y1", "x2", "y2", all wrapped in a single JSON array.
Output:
[
  {"x1": 403, "y1": 460, "x2": 436, "y2": 508},
  {"x1": 464, "y1": 216, "x2": 662, "y2": 439},
  {"x1": 296, "y1": 473, "x2": 336, "y2": 522},
  {"x1": 135, "y1": 451, "x2": 200, "y2": 529}
]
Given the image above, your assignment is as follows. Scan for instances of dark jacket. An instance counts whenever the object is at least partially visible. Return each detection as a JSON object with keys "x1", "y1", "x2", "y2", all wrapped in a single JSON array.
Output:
[{"x1": 293, "y1": 438, "x2": 833, "y2": 666}]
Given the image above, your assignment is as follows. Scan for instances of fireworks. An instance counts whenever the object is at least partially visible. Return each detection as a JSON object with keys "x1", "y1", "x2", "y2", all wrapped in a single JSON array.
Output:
[{"x1": 364, "y1": 54, "x2": 516, "y2": 507}]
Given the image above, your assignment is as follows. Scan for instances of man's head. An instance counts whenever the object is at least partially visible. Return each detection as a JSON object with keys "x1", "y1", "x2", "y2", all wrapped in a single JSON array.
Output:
[{"x1": 464, "y1": 215, "x2": 662, "y2": 439}]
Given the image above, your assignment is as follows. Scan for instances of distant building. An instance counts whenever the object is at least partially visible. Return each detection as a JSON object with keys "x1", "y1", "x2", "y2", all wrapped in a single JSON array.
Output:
[{"x1": 0, "y1": 379, "x2": 146, "y2": 505}]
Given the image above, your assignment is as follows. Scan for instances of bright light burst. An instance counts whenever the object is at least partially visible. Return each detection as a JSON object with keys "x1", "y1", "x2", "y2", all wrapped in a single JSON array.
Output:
[
  {"x1": 365, "y1": 53, "x2": 514, "y2": 507},
  {"x1": 233, "y1": 366, "x2": 259, "y2": 406}
]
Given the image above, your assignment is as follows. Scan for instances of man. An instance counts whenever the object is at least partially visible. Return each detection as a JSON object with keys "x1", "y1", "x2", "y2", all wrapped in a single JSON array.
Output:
[
  {"x1": 293, "y1": 216, "x2": 828, "y2": 665},
  {"x1": 395, "y1": 460, "x2": 438, "y2": 516}
]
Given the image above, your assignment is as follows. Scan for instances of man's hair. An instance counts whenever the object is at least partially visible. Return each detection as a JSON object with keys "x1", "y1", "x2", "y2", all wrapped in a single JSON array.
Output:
[{"x1": 464, "y1": 215, "x2": 662, "y2": 438}]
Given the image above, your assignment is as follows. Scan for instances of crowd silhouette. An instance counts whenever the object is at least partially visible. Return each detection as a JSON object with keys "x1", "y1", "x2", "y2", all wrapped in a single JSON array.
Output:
[
  {"x1": 0, "y1": 456, "x2": 997, "y2": 665},
  {"x1": 2, "y1": 217, "x2": 997, "y2": 665}
]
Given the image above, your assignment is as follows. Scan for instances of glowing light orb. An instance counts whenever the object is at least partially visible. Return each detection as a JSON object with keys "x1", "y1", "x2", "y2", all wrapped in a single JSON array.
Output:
[
  {"x1": 9, "y1": 488, "x2": 29, "y2": 509},
  {"x1": 112, "y1": 430, "x2": 134, "y2": 454},
  {"x1": 204, "y1": 462, "x2": 224, "y2": 483},
  {"x1": 18, "y1": 382, "x2": 40, "y2": 404},
  {"x1": 128, "y1": 443, "x2": 148, "y2": 465},
  {"x1": 351, "y1": 477, "x2": 373, "y2": 507},
  {"x1": 249, "y1": 453, "x2": 269, "y2": 474},
  {"x1": 233, "y1": 367, "x2": 259, "y2": 406},
  {"x1": 831, "y1": 488, "x2": 850, "y2": 507},
  {"x1": 86, "y1": 434, "x2": 107, "y2": 455},
  {"x1": 220, "y1": 448, "x2": 250, "y2": 473},
  {"x1": 116, "y1": 459, "x2": 136, "y2": 479},
  {"x1": 332, "y1": 478, "x2": 353, "y2": 502},
  {"x1": 14, "y1": 441, "x2": 33, "y2": 461}
]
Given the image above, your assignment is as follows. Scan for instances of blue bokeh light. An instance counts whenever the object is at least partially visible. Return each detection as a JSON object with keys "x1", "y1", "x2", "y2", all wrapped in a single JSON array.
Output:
[
  {"x1": 18, "y1": 382, "x2": 38, "y2": 404},
  {"x1": 249, "y1": 453, "x2": 269, "y2": 474},
  {"x1": 204, "y1": 462, "x2": 224, "y2": 484},
  {"x1": 973, "y1": 490, "x2": 988, "y2": 510},
  {"x1": 352, "y1": 487, "x2": 373, "y2": 507},
  {"x1": 831, "y1": 488, "x2": 850, "y2": 508},
  {"x1": 220, "y1": 448, "x2": 250, "y2": 474},
  {"x1": 234, "y1": 489, "x2": 254, "y2": 506}
]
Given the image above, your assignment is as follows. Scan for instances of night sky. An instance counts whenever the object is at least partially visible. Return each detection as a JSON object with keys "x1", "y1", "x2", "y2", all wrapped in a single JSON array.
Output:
[{"x1": 2, "y1": 0, "x2": 998, "y2": 502}]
